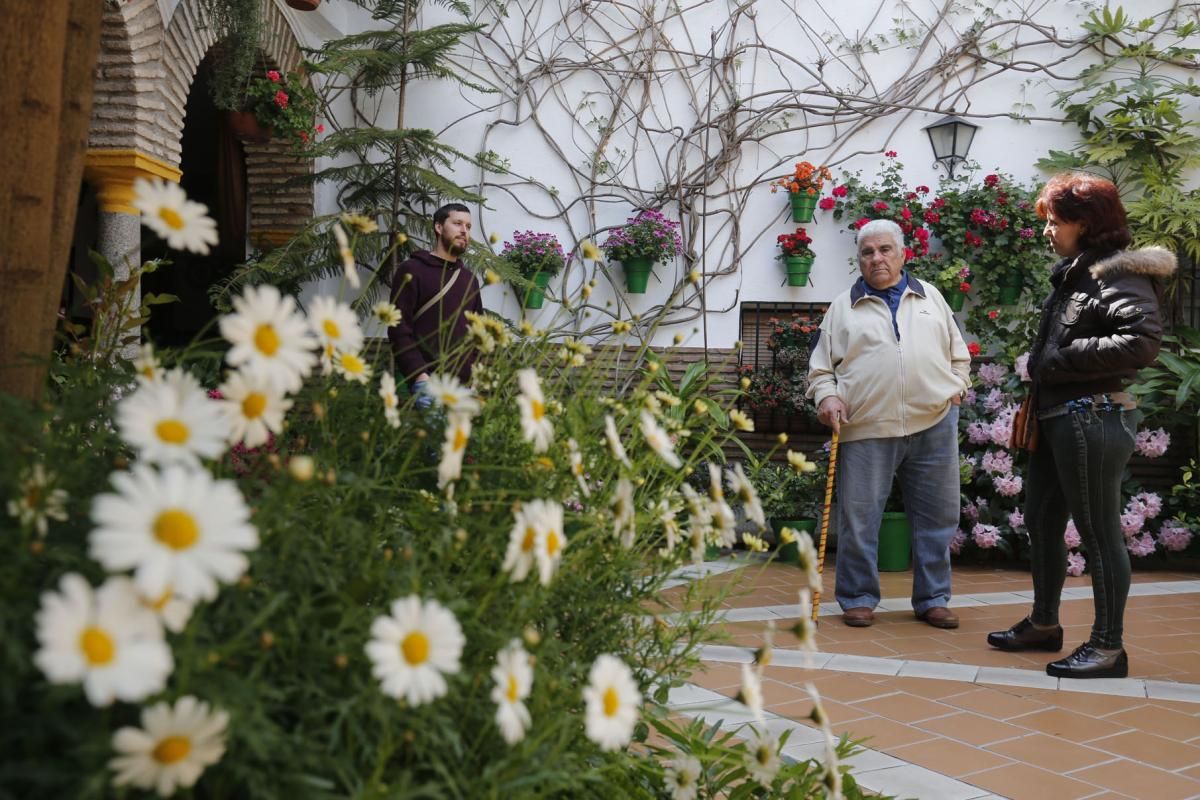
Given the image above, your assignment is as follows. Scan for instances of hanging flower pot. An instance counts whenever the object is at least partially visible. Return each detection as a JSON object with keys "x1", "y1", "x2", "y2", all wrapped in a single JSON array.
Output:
[
  {"x1": 790, "y1": 192, "x2": 819, "y2": 223},
  {"x1": 947, "y1": 291, "x2": 966, "y2": 312},
  {"x1": 998, "y1": 275, "x2": 1023, "y2": 305},
  {"x1": 286, "y1": 0, "x2": 321, "y2": 9},
  {"x1": 783, "y1": 254, "x2": 814, "y2": 287},
  {"x1": 522, "y1": 271, "x2": 552, "y2": 309},
  {"x1": 621, "y1": 256, "x2": 654, "y2": 294},
  {"x1": 226, "y1": 110, "x2": 271, "y2": 144}
]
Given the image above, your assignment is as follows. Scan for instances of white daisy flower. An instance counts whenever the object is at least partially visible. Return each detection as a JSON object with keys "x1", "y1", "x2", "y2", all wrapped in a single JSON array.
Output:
[
  {"x1": 424, "y1": 373, "x2": 481, "y2": 416},
  {"x1": 219, "y1": 284, "x2": 317, "y2": 393},
  {"x1": 502, "y1": 502, "x2": 539, "y2": 582},
  {"x1": 490, "y1": 640, "x2": 533, "y2": 745},
  {"x1": 7, "y1": 463, "x2": 68, "y2": 536},
  {"x1": 727, "y1": 464, "x2": 765, "y2": 529},
  {"x1": 365, "y1": 595, "x2": 465, "y2": 706},
  {"x1": 787, "y1": 449, "x2": 818, "y2": 473},
  {"x1": 729, "y1": 409, "x2": 754, "y2": 432},
  {"x1": 109, "y1": 695, "x2": 228, "y2": 797},
  {"x1": 664, "y1": 754, "x2": 702, "y2": 800},
  {"x1": 132, "y1": 343, "x2": 162, "y2": 383},
  {"x1": 517, "y1": 369, "x2": 554, "y2": 453},
  {"x1": 709, "y1": 498, "x2": 737, "y2": 548},
  {"x1": 33, "y1": 574, "x2": 172, "y2": 707},
  {"x1": 744, "y1": 729, "x2": 781, "y2": 786},
  {"x1": 90, "y1": 464, "x2": 258, "y2": 603},
  {"x1": 707, "y1": 463, "x2": 724, "y2": 502},
  {"x1": 216, "y1": 370, "x2": 291, "y2": 449},
  {"x1": 604, "y1": 415, "x2": 631, "y2": 468},
  {"x1": 333, "y1": 349, "x2": 372, "y2": 384},
  {"x1": 308, "y1": 295, "x2": 364, "y2": 356},
  {"x1": 639, "y1": 410, "x2": 682, "y2": 469},
  {"x1": 139, "y1": 587, "x2": 194, "y2": 634},
  {"x1": 132, "y1": 178, "x2": 218, "y2": 255},
  {"x1": 612, "y1": 477, "x2": 635, "y2": 549},
  {"x1": 655, "y1": 497, "x2": 681, "y2": 554},
  {"x1": 582, "y1": 654, "x2": 641, "y2": 752},
  {"x1": 340, "y1": 212, "x2": 379, "y2": 234},
  {"x1": 332, "y1": 223, "x2": 361, "y2": 289},
  {"x1": 438, "y1": 413, "x2": 472, "y2": 489},
  {"x1": 379, "y1": 372, "x2": 401, "y2": 428},
  {"x1": 737, "y1": 662, "x2": 764, "y2": 723},
  {"x1": 372, "y1": 301, "x2": 402, "y2": 327},
  {"x1": 792, "y1": 590, "x2": 818, "y2": 655},
  {"x1": 532, "y1": 499, "x2": 567, "y2": 586},
  {"x1": 116, "y1": 369, "x2": 228, "y2": 466},
  {"x1": 567, "y1": 438, "x2": 590, "y2": 497},
  {"x1": 791, "y1": 529, "x2": 821, "y2": 593}
]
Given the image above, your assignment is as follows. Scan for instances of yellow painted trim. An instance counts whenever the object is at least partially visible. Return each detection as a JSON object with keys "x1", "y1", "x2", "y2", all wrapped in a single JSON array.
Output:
[{"x1": 83, "y1": 149, "x2": 183, "y2": 215}]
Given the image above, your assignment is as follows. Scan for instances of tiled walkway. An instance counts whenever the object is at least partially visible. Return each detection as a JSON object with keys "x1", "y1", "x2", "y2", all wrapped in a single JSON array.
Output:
[{"x1": 664, "y1": 557, "x2": 1200, "y2": 800}]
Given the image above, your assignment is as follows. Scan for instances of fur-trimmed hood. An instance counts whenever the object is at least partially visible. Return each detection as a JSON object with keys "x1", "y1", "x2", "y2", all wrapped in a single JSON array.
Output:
[{"x1": 1090, "y1": 246, "x2": 1177, "y2": 282}]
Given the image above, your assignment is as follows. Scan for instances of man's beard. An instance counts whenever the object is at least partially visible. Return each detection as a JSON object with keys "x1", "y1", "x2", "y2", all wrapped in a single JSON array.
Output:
[{"x1": 441, "y1": 233, "x2": 467, "y2": 257}]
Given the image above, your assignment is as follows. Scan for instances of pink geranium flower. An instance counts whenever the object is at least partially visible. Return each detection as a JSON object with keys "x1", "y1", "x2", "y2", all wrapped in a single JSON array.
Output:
[
  {"x1": 1157, "y1": 520, "x2": 1193, "y2": 552},
  {"x1": 1008, "y1": 509, "x2": 1024, "y2": 529},
  {"x1": 1127, "y1": 533, "x2": 1156, "y2": 557},
  {"x1": 1134, "y1": 428, "x2": 1170, "y2": 458},
  {"x1": 1063, "y1": 519, "x2": 1081, "y2": 549},
  {"x1": 1066, "y1": 551, "x2": 1086, "y2": 576},
  {"x1": 972, "y1": 523, "x2": 1001, "y2": 549}
]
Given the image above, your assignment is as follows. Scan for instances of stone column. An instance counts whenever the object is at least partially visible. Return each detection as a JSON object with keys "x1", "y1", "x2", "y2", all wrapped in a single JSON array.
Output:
[{"x1": 82, "y1": 149, "x2": 181, "y2": 358}]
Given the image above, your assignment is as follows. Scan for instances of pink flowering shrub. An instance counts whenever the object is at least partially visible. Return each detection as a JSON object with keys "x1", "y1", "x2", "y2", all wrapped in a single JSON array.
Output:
[
  {"x1": 1134, "y1": 428, "x2": 1170, "y2": 458},
  {"x1": 1066, "y1": 552, "x2": 1086, "y2": 576}
]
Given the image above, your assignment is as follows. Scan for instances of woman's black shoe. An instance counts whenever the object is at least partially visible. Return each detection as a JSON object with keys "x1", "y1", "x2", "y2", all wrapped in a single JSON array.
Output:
[
  {"x1": 986, "y1": 618, "x2": 1063, "y2": 652},
  {"x1": 1046, "y1": 643, "x2": 1129, "y2": 679}
]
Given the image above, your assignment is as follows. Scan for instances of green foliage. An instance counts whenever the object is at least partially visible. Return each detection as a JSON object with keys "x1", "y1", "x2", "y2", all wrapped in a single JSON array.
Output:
[
  {"x1": 1129, "y1": 327, "x2": 1200, "y2": 454},
  {"x1": 62, "y1": 253, "x2": 178, "y2": 364},
  {"x1": 750, "y1": 453, "x2": 827, "y2": 522},
  {"x1": 242, "y1": 70, "x2": 322, "y2": 146},
  {"x1": 202, "y1": 0, "x2": 264, "y2": 113}
]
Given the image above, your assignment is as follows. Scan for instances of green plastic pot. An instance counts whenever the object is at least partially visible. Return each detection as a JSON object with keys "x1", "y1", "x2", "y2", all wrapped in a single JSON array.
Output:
[
  {"x1": 774, "y1": 518, "x2": 817, "y2": 564},
  {"x1": 783, "y1": 255, "x2": 814, "y2": 287},
  {"x1": 878, "y1": 511, "x2": 911, "y2": 572},
  {"x1": 621, "y1": 257, "x2": 654, "y2": 294},
  {"x1": 790, "y1": 192, "x2": 818, "y2": 223},
  {"x1": 947, "y1": 291, "x2": 965, "y2": 312},
  {"x1": 522, "y1": 270, "x2": 551, "y2": 309}
]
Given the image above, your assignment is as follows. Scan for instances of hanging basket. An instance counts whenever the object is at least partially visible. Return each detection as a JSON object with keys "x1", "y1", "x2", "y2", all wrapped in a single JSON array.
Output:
[
  {"x1": 947, "y1": 291, "x2": 966, "y2": 312},
  {"x1": 783, "y1": 254, "x2": 814, "y2": 287},
  {"x1": 522, "y1": 271, "x2": 552, "y2": 309},
  {"x1": 620, "y1": 256, "x2": 655, "y2": 294},
  {"x1": 286, "y1": 0, "x2": 321, "y2": 9},
  {"x1": 790, "y1": 192, "x2": 818, "y2": 223},
  {"x1": 227, "y1": 111, "x2": 271, "y2": 144}
]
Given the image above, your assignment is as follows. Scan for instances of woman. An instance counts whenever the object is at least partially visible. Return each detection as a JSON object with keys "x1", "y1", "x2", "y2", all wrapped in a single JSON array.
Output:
[{"x1": 986, "y1": 173, "x2": 1175, "y2": 679}]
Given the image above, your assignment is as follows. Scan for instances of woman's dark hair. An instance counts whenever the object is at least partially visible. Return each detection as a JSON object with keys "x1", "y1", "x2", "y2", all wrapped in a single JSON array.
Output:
[{"x1": 1035, "y1": 173, "x2": 1131, "y2": 252}]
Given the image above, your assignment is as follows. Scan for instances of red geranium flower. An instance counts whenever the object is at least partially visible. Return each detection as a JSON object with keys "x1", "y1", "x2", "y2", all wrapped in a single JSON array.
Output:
[
  {"x1": 832, "y1": 185, "x2": 848, "y2": 198},
  {"x1": 984, "y1": 174, "x2": 1000, "y2": 187},
  {"x1": 872, "y1": 200, "x2": 889, "y2": 211},
  {"x1": 819, "y1": 197, "x2": 836, "y2": 210},
  {"x1": 959, "y1": 281, "x2": 971, "y2": 293},
  {"x1": 987, "y1": 309, "x2": 1000, "y2": 320},
  {"x1": 885, "y1": 150, "x2": 898, "y2": 157},
  {"x1": 267, "y1": 70, "x2": 282, "y2": 83},
  {"x1": 274, "y1": 89, "x2": 289, "y2": 109},
  {"x1": 968, "y1": 342, "x2": 981, "y2": 357}
]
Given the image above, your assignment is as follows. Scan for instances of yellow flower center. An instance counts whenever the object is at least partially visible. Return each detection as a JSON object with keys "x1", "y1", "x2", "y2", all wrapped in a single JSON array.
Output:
[
  {"x1": 147, "y1": 588, "x2": 173, "y2": 611},
  {"x1": 441, "y1": 393, "x2": 458, "y2": 407},
  {"x1": 602, "y1": 686, "x2": 620, "y2": 717},
  {"x1": 158, "y1": 207, "x2": 185, "y2": 231},
  {"x1": 531, "y1": 399, "x2": 545, "y2": 421},
  {"x1": 155, "y1": 419, "x2": 190, "y2": 445},
  {"x1": 242, "y1": 392, "x2": 267, "y2": 419},
  {"x1": 506, "y1": 675, "x2": 520, "y2": 703},
  {"x1": 401, "y1": 631, "x2": 430, "y2": 665},
  {"x1": 452, "y1": 427, "x2": 468, "y2": 452},
  {"x1": 522, "y1": 525, "x2": 536, "y2": 552},
  {"x1": 756, "y1": 745, "x2": 771, "y2": 765},
  {"x1": 545, "y1": 528, "x2": 561, "y2": 557},
  {"x1": 154, "y1": 509, "x2": 199, "y2": 550},
  {"x1": 254, "y1": 324, "x2": 280, "y2": 356},
  {"x1": 322, "y1": 319, "x2": 341, "y2": 339},
  {"x1": 140, "y1": 366, "x2": 156, "y2": 379},
  {"x1": 79, "y1": 627, "x2": 115, "y2": 665},
  {"x1": 339, "y1": 353, "x2": 365, "y2": 374},
  {"x1": 25, "y1": 486, "x2": 42, "y2": 507},
  {"x1": 152, "y1": 736, "x2": 192, "y2": 765}
]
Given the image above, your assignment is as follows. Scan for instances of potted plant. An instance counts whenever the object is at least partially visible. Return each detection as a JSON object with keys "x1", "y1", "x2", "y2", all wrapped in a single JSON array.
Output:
[
  {"x1": 770, "y1": 161, "x2": 832, "y2": 222},
  {"x1": 500, "y1": 230, "x2": 566, "y2": 309},
  {"x1": 600, "y1": 209, "x2": 683, "y2": 293},
  {"x1": 776, "y1": 227, "x2": 816, "y2": 287},
  {"x1": 753, "y1": 451, "x2": 827, "y2": 563},
  {"x1": 229, "y1": 70, "x2": 324, "y2": 148},
  {"x1": 916, "y1": 258, "x2": 973, "y2": 312},
  {"x1": 879, "y1": 479, "x2": 910, "y2": 572}
]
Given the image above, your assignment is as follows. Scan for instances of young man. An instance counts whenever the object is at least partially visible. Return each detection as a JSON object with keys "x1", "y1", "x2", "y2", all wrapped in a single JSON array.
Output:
[
  {"x1": 806, "y1": 219, "x2": 971, "y2": 629},
  {"x1": 387, "y1": 204, "x2": 483, "y2": 395}
]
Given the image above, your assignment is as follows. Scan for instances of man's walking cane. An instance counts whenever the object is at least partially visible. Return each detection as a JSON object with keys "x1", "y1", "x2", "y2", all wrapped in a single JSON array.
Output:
[{"x1": 810, "y1": 429, "x2": 840, "y2": 623}]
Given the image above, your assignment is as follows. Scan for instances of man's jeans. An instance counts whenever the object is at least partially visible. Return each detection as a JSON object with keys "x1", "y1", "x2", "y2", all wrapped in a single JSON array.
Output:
[
  {"x1": 835, "y1": 408, "x2": 959, "y2": 614},
  {"x1": 1025, "y1": 409, "x2": 1135, "y2": 649}
]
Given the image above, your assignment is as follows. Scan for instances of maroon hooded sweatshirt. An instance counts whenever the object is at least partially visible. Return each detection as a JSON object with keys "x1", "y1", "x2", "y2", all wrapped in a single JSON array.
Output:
[{"x1": 387, "y1": 251, "x2": 482, "y2": 387}]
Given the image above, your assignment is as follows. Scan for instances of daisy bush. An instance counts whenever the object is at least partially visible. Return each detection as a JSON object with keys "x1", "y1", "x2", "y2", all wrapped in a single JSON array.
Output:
[{"x1": 0, "y1": 183, "x2": 873, "y2": 798}]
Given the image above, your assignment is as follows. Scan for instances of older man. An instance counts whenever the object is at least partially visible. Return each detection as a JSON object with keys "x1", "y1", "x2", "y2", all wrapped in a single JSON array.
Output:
[{"x1": 807, "y1": 219, "x2": 971, "y2": 628}]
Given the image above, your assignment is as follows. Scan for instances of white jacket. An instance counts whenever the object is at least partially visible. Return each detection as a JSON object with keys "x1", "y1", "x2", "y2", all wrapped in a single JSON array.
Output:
[{"x1": 806, "y1": 276, "x2": 971, "y2": 443}]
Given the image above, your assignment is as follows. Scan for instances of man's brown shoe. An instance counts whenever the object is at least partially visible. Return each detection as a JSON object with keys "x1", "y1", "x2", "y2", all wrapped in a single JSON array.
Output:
[
  {"x1": 917, "y1": 607, "x2": 959, "y2": 629},
  {"x1": 842, "y1": 607, "x2": 875, "y2": 627}
]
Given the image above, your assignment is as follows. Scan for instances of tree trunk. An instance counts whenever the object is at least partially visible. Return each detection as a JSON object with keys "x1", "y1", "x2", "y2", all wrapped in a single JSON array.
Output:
[{"x1": 0, "y1": 0, "x2": 103, "y2": 401}]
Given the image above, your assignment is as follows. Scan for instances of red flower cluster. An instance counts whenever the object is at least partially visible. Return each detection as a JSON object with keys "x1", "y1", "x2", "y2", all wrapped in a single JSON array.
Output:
[
  {"x1": 967, "y1": 342, "x2": 981, "y2": 357},
  {"x1": 776, "y1": 227, "x2": 814, "y2": 258}
]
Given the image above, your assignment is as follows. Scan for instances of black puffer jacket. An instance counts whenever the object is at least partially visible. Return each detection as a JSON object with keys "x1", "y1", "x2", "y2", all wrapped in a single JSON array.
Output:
[{"x1": 1029, "y1": 246, "x2": 1176, "y2": 410}]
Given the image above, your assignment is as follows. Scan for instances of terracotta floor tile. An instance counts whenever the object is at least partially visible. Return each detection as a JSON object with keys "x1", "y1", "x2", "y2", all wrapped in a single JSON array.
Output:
[
  {"x1": 1069, "y1": 758, "x2": 1200, "y2": 800},
  {"x1": 917, "y1": 711, "x2": 1029, "y2": 746},
  {"x1": 945, "y1": 687, "x2": 1049, "y2": 720},
  {"x1": 965, "y1": 762, "x2": 1102, "y2": 800},
  {"x1": 1046, "y1": 691, "x2": 1147, "y2": 718},
  {"x1": 1086, "y1": 729, "x2": 1200, "y2": 771},
  {"x1": 759, "y1": 678, "x2": 811, "y2": 707},
  {"x1": 878, "y1": 676, "x2": 977, "y2": 702},
  {"x1": 985, "y1": 732, "x2": 1114, "y2": 773},
  {"x1": 851, "y1": 691, "x2": 959, "y2": 724},
  {"x1": 839, "y1": 714, "x2": 939, "y2": 750},
  {"x1": 787, "y1": 672, "x2": 896, "y2": 704},
  {"x1": 888, "y1": 736, "x2": 1015, "y2": 777},
  {"x1": 771, "y1": 696, "x2": 874, "y2": 729},
  {"x1": 690, "y1": 662, "x2": 745, "y2": 691},
  {"x1": 1008, "y1": 707, "x2": 1133, "y2": 743}
]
